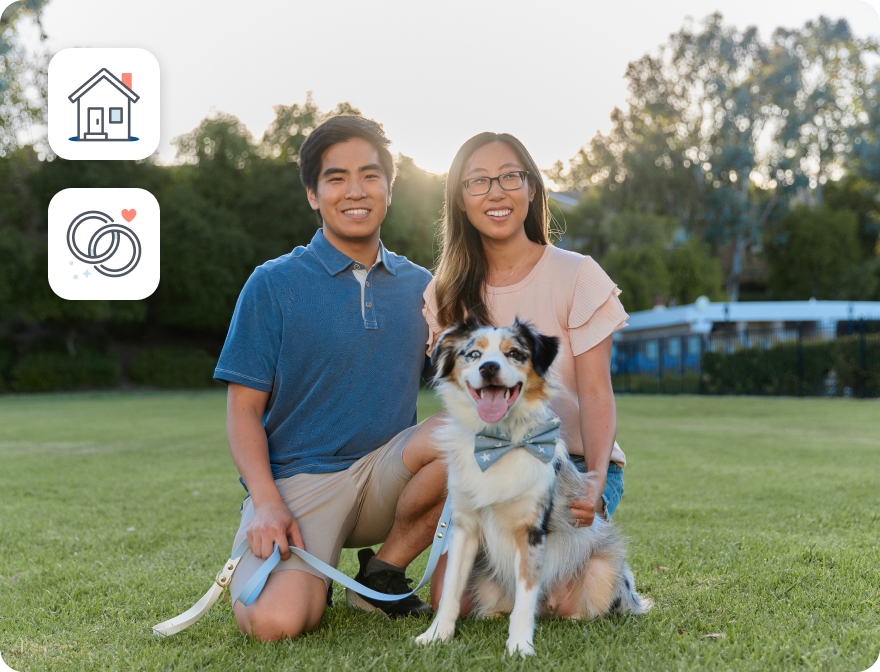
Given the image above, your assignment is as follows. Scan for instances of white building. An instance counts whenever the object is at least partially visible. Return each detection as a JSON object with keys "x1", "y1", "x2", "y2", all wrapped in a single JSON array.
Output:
[{"x1": 617, "y1": 298, "x2": 880, "y2": 342}]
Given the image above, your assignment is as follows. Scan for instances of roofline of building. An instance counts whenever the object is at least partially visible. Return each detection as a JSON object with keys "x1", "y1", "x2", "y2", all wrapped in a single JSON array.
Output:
[
  {"x1": 69, "y1": 68, "x2": 140, "y2": 103},
  {"x1": 548, "y1": 191, "x2": 579, "y2": 208},
  {"x1": 623, "y1": 300, "x2": 880, "y2": 333}
]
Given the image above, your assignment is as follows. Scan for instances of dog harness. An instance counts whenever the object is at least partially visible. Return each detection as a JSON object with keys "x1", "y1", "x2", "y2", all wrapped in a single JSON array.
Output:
[
  {"x1": 152, "y1": 496, "x2": 453, "y2": 637},
  {"x1": 473, "y1": 415, "x2": 561, "y2": 471}
]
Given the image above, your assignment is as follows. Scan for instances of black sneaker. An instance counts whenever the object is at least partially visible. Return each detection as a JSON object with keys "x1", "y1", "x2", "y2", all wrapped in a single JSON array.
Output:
[{"x1": 345, "y1": 548, "x2": 433, "y2": 619}]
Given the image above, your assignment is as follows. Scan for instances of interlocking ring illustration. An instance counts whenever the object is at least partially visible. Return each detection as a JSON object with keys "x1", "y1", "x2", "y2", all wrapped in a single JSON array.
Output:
[{"x1": 66, "y1": 210, "x2": 141, "y2": 277}]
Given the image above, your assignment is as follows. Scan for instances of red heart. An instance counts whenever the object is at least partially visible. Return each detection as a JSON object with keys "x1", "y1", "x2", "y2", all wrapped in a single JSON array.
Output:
[{"x1": 121, "y1": 209, "x2": 137, "y2": 222}]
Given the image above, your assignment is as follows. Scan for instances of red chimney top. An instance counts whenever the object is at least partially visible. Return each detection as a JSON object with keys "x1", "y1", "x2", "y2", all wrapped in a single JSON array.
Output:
[{"x1": 121, "y1": 73, "x2": 132, "y2": 89}]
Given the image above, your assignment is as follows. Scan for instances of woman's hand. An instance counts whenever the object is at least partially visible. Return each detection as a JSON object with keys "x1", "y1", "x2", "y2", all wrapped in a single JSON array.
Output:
[{"x1": 569, "y1": 474, "x2": 605, "y2": 527}]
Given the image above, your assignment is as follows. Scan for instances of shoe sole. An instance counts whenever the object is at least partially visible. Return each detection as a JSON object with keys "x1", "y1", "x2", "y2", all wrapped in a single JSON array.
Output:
[{"x1": 345, "y1": 588, "x2": 391, "y2": 619}]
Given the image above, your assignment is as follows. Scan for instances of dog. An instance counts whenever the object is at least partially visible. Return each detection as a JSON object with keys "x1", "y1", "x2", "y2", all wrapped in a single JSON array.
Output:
[{"x1": 415, "y1": 317, "x2": 651, "y2": 656}]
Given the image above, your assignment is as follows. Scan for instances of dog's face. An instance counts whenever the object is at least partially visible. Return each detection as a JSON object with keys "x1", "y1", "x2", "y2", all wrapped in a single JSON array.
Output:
[{"x1": 432, "y1": 318, "x2": 560, "y2": 425}]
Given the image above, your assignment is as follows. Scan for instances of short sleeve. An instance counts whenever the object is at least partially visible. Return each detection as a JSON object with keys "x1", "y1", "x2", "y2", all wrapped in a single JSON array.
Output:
[
  {"x1": 422, "y1": 280, "x2": 444, "y2": 357},
  {"x1": 213, "y1": 267, "x2": 282, "y2": 392},
  {"x1": 568, "y1": 257, "x2": 629, "y2": 357}
]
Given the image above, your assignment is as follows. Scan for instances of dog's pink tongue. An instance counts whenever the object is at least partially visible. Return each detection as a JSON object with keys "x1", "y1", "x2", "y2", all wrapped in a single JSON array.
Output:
[{"x1": 477, "y1": 387, "x2": 508, "y2": 423}]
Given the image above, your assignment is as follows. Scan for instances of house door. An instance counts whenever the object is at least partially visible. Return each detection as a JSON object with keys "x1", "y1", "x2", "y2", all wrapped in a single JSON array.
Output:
[{"x1": 88, "y1": 108, "x2": 104, "y2": 134}]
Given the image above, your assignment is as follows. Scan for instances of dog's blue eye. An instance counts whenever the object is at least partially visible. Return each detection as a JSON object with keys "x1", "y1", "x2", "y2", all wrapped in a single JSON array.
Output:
[{"x1": 467, "y1": 351, "x2": 481, "y2": 360}]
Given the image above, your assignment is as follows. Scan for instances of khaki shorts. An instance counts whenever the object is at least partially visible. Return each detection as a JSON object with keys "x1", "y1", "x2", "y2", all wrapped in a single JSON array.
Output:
[{"x1": 229, "y1": 422, "x2": 419, "y2": 595}]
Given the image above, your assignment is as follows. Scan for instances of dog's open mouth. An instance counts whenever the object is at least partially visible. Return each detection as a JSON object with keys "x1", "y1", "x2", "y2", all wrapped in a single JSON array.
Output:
[{"x1": 467, "y1": 382, "x2": 522, "y2": 423}]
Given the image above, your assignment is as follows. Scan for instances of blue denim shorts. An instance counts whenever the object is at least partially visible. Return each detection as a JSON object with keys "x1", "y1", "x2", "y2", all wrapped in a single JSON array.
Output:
[{"x1": 567, "y1": 456, "x2": 624, "y2": 519}]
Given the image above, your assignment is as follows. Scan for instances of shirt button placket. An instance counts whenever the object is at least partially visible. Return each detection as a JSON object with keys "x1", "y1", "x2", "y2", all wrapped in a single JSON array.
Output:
[{"x1": 364, "y1": 269, "x2": 377, "y2": 329}]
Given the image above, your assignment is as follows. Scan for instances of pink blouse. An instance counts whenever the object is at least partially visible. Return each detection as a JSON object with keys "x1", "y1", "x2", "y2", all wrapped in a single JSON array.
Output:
[{"x1": 423, "y1": 245, "x2": 628, "y2": 466}]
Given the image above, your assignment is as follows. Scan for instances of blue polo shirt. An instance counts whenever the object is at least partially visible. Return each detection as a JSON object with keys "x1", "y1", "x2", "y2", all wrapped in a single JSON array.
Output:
[{"x1": 214, "y1": 229, "x2": 432, "y2": 480}]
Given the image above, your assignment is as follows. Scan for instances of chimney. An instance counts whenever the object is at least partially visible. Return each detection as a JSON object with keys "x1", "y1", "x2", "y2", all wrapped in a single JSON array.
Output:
[{"x1": 121, "y1": 73, "x2": 132, "y2": 89}]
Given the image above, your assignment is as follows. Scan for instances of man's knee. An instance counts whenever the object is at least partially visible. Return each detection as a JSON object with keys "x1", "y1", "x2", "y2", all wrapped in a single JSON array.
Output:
[
  {"x1": 232, "y1": 569, "x2": 327, "y2": 641},
  {"x1": 234, "y1": 603, "x2": 322, "y2": 641},
  {"x1": 402, "y1": 413, "x2": 448, "y2": 473}
]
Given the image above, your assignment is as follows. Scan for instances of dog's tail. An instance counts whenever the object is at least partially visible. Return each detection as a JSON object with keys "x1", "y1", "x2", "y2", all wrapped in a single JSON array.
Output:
[{"x1": 610, "y1": 561, "x2": 653, "y2": 615}]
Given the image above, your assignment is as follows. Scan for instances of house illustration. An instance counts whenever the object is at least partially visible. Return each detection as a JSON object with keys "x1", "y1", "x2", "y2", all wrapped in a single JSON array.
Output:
[{"x1": 68, "y1": 69, "x2": 140, "y2": 141}]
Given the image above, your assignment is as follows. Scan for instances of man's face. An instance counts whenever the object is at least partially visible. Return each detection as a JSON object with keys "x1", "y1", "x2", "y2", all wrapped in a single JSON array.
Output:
[{"x1": 307, "y1": 137, "x2": 391, "y2": 245}]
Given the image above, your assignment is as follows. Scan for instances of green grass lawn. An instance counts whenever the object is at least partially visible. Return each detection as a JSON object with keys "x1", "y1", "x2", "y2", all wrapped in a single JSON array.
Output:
[{"x1": 0, "y1": 391, "x2": 878, "y2": 671}]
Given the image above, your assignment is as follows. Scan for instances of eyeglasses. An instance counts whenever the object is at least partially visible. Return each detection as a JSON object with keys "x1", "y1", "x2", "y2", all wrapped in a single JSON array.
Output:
[{"x1": 461, "y1": 171, "x2": 529, "y2": 196}]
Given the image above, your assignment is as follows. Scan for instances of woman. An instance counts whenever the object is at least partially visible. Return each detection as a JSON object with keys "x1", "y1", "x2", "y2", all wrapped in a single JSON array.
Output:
[{"x1": 424, "y1": 132, "x2": 628, "y2": 539}]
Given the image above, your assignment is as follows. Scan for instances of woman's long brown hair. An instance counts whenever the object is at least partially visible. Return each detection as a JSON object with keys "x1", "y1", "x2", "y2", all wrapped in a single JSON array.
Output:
[{"x1": 434, "y1": 132, "x2": 552, "y2": 328}]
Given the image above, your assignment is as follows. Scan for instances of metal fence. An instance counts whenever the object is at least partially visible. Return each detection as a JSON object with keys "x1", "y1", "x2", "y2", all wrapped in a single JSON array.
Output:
[{"x1": 611, "y1": 319, "x2": 880, "y2": 398}]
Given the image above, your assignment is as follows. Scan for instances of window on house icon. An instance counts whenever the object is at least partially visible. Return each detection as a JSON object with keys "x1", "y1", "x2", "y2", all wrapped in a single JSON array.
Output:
[{"x1": 109, "y1": 107, "x2": 123, "y2": 124}]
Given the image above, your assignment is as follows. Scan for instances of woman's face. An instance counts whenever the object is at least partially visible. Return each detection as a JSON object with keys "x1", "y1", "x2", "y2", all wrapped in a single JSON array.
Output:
[{"x1": 459, "y1": 141, "x2": 536, "y2": 243}]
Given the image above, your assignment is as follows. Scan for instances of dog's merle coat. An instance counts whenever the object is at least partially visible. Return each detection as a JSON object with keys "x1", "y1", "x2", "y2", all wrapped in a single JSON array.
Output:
[{"x1": 416, "y1": 319, "x2": 651, "y2": 656}]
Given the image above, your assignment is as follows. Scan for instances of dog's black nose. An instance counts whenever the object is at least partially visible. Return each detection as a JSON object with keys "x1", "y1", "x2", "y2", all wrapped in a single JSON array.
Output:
[{"x1": 479, "y1": 361, "x2": 499, "y2": 379}]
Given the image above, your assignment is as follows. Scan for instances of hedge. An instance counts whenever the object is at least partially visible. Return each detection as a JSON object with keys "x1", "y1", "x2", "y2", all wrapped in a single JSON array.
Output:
[
  {"x1": 128, "y1": 347, "x2": 217, "y2": 389},
  {"x1": 9, "y1": 350, "x2": 121, "y2": 392},
  {"x1": 700, "y1": 334, "x2": 880, "y2": 397},
  {"x1": 0, "y1": 346, "x2": 13, "y2": 392},
  {"x1": 612, "y1": 372, "x2": 702, "y2": 395}
]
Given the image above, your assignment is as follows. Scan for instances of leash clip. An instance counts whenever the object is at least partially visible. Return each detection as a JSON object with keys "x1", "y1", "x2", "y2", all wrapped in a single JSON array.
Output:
[{"x1": 215, "y1": 559, "x2": 238, "y2": 589}]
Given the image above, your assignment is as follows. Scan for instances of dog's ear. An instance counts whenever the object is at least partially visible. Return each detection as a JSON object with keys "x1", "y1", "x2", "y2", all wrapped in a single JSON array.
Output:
[
  {"x1": 512, "y1": 317, "x2": 559, "y2": 377},
  {"x1": 431, "y1": 318, "x2": 481, "y2": 382}
]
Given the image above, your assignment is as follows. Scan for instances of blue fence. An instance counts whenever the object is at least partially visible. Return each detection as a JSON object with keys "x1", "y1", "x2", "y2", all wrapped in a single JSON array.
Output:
[{"x1": 611, "y1": 319, "x2": 880, "y2": 398}]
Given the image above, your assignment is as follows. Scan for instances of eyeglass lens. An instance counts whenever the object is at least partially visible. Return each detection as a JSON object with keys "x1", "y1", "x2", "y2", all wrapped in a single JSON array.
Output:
[{"x1": 466, "y1": 172, "x2": 525, "y2": 196}]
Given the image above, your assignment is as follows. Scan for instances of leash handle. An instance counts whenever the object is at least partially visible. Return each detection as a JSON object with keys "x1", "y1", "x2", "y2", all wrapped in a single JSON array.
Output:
[
  {"x1": 234, "y1": 495, "x2": 453, "y2": 606},
  {"x1": 153, "y1": 495, "x2": 453, "y2": 636}
]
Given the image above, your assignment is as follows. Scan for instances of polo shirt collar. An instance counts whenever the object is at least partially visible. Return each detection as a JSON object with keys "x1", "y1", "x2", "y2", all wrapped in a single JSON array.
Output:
[{"x1": 309, "y1": 228, "x2": 398, "y2": 277}]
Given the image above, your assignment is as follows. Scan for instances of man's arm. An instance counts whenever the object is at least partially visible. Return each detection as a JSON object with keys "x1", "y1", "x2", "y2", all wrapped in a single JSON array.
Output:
[
  {"x1": 226, "y1": 382, "x2": 305, "y2": 560},
  {"x1": 569, "y1": 334, "x2": 617, "y2": 526}
]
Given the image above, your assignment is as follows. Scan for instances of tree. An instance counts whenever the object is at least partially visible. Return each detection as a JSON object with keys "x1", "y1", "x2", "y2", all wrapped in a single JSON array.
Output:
[
  {"x1": 770, "y1": 18, "x2": 879, "y2": 200},
  {"x1": 765, "y1": 204, "x2": 862, "y2": 300},
  {"x1": 666, "y1": 238, "x2": 726, "y2": 305},
  {"x1": 851, "y1": 68, "x2": 880, "y2": 184},
  {"x1": 18, "y1": 157, "x2": 159, "y2": 353},
  {"x1": 561, "y1": 196, "x2": 724, "y2": 310},
  {"x1": 381, "y1": 155, "x2": 444, "y2": 270},
  {"x1": 0, "y1": 0, "x2": 48, "y2": 158},
  {"x1": 549, "y1": 13, "x2": 878, "y2": 301},
  {"x1": 259, "y1": 93, "x2": 360, "y2": 165},
  {"x1": 823, "y1": 174, "x2": 880, "y2": 261}
]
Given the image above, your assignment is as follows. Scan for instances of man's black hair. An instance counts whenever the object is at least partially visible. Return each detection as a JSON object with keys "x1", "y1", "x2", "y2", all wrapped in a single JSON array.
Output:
[{"x1": 299, "y1": 116, "x2": 396, "y2": 223}]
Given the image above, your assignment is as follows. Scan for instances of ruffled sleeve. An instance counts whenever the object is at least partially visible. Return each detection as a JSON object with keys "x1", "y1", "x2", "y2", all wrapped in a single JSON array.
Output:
[
  {"x1": 422, "y1": 280, "x2": 443, "y2": 357},
  {"x1": 568, "y1": 257, "x2": 629, "y2": 357}
]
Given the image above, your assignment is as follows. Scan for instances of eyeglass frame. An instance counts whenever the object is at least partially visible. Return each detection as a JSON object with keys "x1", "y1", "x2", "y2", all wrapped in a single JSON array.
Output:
[{"x1": 460, "y1": 170, "x2": 530, "y2": 196}]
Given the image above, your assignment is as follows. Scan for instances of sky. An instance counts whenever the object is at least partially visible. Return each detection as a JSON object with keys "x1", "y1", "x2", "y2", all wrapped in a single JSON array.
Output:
[{"x1": 13, "y1": 0, "x2": 880, "y2": 174}]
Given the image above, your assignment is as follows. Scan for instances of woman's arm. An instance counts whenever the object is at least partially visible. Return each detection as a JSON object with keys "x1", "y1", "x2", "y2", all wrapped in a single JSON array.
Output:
[{"x1": 569, "y1": 333, "x2": 617, "y2": 527}]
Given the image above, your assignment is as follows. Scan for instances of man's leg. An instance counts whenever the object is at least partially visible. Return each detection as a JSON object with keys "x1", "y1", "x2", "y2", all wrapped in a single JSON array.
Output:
[
  {"x1": 228, "y1": 469, "x2": 359, "y2": 639},
  {"x1": 343, "y1": 414, "x2": 448, "y2": 617},
  {"x1": 374, "y1": 413, "x2": 448, "y2": 568},
  {"x1": 233, "y1": 570, "x2": 326, "y2": 641}
]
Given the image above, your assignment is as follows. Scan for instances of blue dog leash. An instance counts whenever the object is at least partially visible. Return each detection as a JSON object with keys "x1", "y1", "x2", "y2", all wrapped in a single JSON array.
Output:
[{"x1": 153, "y1": 495, "x2": 453, "y2": 637}]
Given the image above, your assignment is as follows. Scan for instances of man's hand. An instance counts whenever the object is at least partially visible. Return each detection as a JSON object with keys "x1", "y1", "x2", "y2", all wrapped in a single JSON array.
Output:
[
  {"x1": 569, "y1": 475, "x2": 605, "y2": 528},
  {"x1": 246, "y1": 499, "x2": 306, "y2": 560}
]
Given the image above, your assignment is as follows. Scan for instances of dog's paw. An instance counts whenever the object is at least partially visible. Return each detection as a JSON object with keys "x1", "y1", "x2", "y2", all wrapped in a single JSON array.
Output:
[
  {"x1": 415, "y1": 621, "x2": 455, "y2": 645},
  {"x1": 506, "y1": 637, "x2": 535, "y2": 657}
]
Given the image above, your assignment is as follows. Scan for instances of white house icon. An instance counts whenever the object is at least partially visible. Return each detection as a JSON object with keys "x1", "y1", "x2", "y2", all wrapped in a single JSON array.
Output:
[{"x1": 68, "y1": 69, "x2": 140, "y2": 142}]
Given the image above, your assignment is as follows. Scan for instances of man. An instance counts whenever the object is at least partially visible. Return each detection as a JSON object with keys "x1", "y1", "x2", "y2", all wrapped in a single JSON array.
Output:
[{"x1": 214, "y1": 116, "x2": 446, "y2": 641}]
